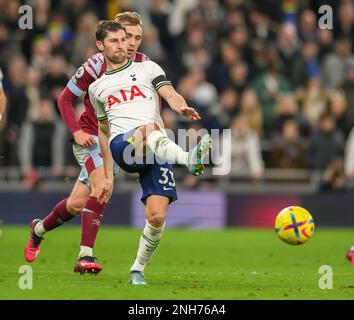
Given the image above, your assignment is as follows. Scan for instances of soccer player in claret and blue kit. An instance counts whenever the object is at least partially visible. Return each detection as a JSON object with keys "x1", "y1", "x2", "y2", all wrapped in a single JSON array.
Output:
[{"x1": 24, "y1": 12, "x2": 150, "y2": 274}]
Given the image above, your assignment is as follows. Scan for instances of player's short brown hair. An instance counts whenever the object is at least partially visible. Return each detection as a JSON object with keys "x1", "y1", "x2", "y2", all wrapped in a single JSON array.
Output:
[
  {"x1": 96, "y1": 20, "x2": 126, "y2": 41},
  {"x1": 114, "y1": 11, "x2": 143, "y2": 26}
]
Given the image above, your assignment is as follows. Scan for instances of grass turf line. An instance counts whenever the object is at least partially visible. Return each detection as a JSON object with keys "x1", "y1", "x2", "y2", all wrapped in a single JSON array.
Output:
[{"x1": 0, "y1": 227, "x2": 354, "y2": 300}]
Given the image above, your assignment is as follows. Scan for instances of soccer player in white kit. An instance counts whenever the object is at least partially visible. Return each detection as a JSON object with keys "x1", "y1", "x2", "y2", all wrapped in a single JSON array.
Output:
[{"x1": 89, "y1": 21, "x2": 212, "y2": 285}]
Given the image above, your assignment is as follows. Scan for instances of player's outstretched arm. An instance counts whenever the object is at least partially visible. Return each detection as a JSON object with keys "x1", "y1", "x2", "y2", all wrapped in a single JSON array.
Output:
[
  {"x1": 98, "y1": 119, "x2": 114, "y2": 204},
  {"x1": 158, "y1": 85, "x2": 201, "y2": 121}
]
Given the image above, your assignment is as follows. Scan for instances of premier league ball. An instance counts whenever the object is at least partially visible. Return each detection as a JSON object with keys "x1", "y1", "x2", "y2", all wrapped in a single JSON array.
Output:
[{"x1": 275, "y1": 206, "x2": 315, "y2": 245}]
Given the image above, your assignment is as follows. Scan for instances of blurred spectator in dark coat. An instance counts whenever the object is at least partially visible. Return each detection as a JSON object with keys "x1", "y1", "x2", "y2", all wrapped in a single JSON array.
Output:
[
  {"x1": 70, "y1": 12, "x2": 99, "y2": 67},
  {"x1": 229, "y1": 60, "x2": 249, "y2": 95},
  {"x1": 228, "y1": 25, "x2": 252, "y2": 66},
  {"x1": 269, "y1": 93, "x2": 310, "y2": 139},
  {"x1": 307, "y1": 113, "x2": 344, "y2": 170},
  {"x1": 40, "y1": 54, "x2": 70, "y2": 113},
  {"x1": 18, "y1": 98, "x2": 66, "y2": 187},
  {"x1": 30, "y1": 37, "x2": 52, "y2": 75},
  {"x1": 322, "y1": 36, "x2": 354, "y2": 89},
  {"x1": 277, "y1": 23, "x2": 300, "y2": 79},
  {"x1": 291, "y1": 41, "x2": 320, "y2": 89},
  {"x1": 271, "y1": 119, "x2": 306, "y2": 169},
  {"x1": 252, "y1": 63, "x2": 292, "y2": 136},
  {"x1": 334, "y1": 1, "x2": 354, "y2": 44},
  {"x1": 1, "y1": 55, "x2": 28, "y2": 166},
  {"x1": 61, "y1": 0, "x2": 98, "y2": 31},
  {"x1": 140, "y1": 24, "x2": 166, "y2": 66},
  {"x1": 317, "y1": 29, "x2": 334, "y2": 64},
  {"x1": 328, "y1": 89, "x2": 354, "y2": 138},
  {"x1": 213, "y1": 40, "x2": 240, "y2": 92},
  {"x1": 298, "y1": 9, "x2": 318, "y2": 42},
  {"x1": 212, "y1": 88, "x2": 239, "y2": 129},
  {"x1": 150, "y1": 0, "x2": 173, "y2": 53},
  {"x1": 249, "y1": 8, "x2": 277, "y2": 42},
  {"x1": 341, "y1": 61, "x2": 354, "y2": 116}
]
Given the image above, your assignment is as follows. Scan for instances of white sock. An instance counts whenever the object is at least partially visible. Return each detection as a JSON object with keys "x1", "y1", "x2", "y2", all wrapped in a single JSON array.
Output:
[
  {"x1": 34, "y1": 220, "x2": 46, "y2": 237},
  {"x1": 79, "y1": 246, "x2": 93, "y2": 258},
  {"x1": 130, "y1": 221, "x2": 165, "y2": 273},
  {"x1": 147, "y1": 130, "x2": 188, "y2": 165}
]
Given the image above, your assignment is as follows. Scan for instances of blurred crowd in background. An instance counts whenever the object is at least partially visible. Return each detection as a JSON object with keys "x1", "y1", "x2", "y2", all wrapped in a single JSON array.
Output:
[{"x1": 1, "y1": 0, "x2": 354, "y2": 191}]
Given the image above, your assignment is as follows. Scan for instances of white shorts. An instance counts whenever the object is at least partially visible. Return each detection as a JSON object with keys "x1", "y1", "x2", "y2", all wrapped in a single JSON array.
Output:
[{"x1": 73, "y1": 135, "x2": 118, "y2": 187}]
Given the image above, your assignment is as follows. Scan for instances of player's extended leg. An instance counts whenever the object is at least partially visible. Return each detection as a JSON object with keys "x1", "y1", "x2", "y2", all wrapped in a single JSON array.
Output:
[
  {"x1": 130, "y1": 195, "x2": 169, "y2": 285},
  {"x1": 24, "y1": 180, "x2": 90, "y2": 263},
  {"x1": 109, "y1": 129, "x2": 177, "y2": 284},
  {"x1": 132, "y1": 123, "x2": 212, "y2": 176},
  {"x1": 74, "y1": 166, "x2": 106, "y2": 274}
]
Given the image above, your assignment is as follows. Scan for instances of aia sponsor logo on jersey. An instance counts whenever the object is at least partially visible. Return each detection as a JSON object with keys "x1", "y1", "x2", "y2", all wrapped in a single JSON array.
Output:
[{"x1": 107, "y1": 85, "x2": 147, "y2": 108}]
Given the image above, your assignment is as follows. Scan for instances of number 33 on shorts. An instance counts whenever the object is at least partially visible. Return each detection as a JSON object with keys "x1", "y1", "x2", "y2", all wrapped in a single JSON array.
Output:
[{"x1": 159, "y1": 167, "x2": 175, "y2": 191}]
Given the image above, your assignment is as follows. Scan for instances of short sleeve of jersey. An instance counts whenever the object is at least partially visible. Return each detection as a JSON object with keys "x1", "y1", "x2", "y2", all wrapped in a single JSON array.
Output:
[
  {"x1": 145, "y1": 61, "x2": 171, "y2": 91},
  {"x1": 0, "y1": 68, "x2": 3, "y2": 90},
  {"x1": 88, "y1": 86, "x2": 106, "y2": 121},
  {"x1": 67, "y1": 53, "x2": 105, "y2": 97}
]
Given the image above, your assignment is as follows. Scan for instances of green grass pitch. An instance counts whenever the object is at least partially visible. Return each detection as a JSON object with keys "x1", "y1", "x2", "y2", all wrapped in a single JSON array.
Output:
[{"x1": 0, "y1": 226, "x2": 354, "y2": 300}]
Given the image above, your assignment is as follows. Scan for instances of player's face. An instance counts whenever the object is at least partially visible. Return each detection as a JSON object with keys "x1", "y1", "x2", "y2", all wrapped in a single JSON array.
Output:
[
  {"x1": 101, "y1": 30, "x2": 128, "y2": 64},
  {"x1": 120, "y1": 24, "x2": 142, "y2": 59}
]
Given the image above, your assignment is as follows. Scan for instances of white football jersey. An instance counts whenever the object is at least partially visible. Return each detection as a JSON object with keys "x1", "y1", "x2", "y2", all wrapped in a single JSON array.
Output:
[{"x1": 88, "y1": 60, "x2": 171, "y2": 141}]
